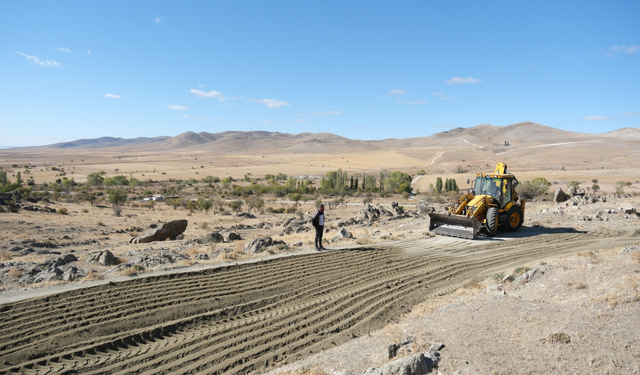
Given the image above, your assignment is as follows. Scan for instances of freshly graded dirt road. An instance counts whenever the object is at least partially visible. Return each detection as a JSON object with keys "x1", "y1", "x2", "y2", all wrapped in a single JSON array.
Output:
[{"x1": 1, "y1": 228, "x2": 639, "y2": 375}]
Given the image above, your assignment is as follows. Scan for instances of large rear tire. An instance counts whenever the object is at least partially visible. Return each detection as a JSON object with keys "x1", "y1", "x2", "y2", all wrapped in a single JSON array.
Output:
[
  {"x1": 485, "y1": 207, "x2": 498, "y2": 237},
  {"x1": 502, "y1": 205, "x2": 523, "y2": 232}
]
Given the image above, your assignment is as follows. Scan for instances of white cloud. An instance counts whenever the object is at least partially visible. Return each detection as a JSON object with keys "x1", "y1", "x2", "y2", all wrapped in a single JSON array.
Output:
[
  {"x1": 607, "y1": 45, "x2": 639, "y2": 56},
  {"x1": 261, "y1": 120, "x2": 272, "y2": 123},
  {"x1": 198, "y1": 83, "x2": 205, "y2": 87},
  {"x1": 397, "y1": 100, "x2": 428, "y2": 105},
  {"x1": 295, "y1": 119, "x2": 308, "y2": 123},
  {"x1": 152, "y1": 17, "x2": 162, "y2": 24},
  {"x1": 583, "y1": 115, "x2": 612, "y2": 121},
  {"x1": 250, "y1": 98, "x2": 291, "y2": 108},
  {"x1": 181, "y1": 115, "x2": 208, "y2": 120},
  {"x1": 437, "y1": 123, "x2": 456, "y2": 128},
  {"x1": 625, "y1": 45, "x2": 640, "y2": 54},
  {"x1": 388, "y1": 89, "x2": 406, "y2": 96},
  {"x1": 105, "y1": 93, "x2": 120, "y2": 99},
  {"x1": 87, "y1": 50, "x2": 92, "y2": 55},
  {"x1": 439, "y1": 96, "x2": 451, "y2": 100},
  {"x1": 15, "y1": 52, "x2": 61, "y2": 67},
  {"x1": 433, "y1": 92, "x2": 446, "y2": 96},
  {"x1": 56, "y1": 48, "x2": 71, "y2": 53},
  {"x1": 191, "y1": 89, "x2": 223, "y2": 98},
  {"x1": 166, "y1": 104, "x2": 187, "y2": 110},
  {"x1": 446, "y1": 77, "x2": 482, "y2": 84},
  {"x1": 625, "y1": 112, "x2": 639, "y2": 116},
  {"x1": 309, "y1": 111, "x2": 342, "y2": 116}
]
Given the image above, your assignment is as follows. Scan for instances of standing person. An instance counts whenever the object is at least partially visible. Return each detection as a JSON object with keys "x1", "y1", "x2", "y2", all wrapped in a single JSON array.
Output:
[{"x1": 311, "y1": 204, "x2": 325, "y2": 250}]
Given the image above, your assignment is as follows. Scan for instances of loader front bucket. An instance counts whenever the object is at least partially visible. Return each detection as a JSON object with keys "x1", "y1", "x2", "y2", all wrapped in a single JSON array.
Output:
[{"x1": 428, "y1": 213, "x2": 482, "y2": 240}]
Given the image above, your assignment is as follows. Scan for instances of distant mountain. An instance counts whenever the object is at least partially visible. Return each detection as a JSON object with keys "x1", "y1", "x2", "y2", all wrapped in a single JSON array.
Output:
[
  {"x1": 8, "y1": 122, "x2": 638, "y2": 154},
  {"x1": 47, "y1": 136, "x2": 170, "y2": 149}
]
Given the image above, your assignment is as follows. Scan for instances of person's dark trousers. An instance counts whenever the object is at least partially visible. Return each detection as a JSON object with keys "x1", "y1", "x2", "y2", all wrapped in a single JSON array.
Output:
[{"x1": 315, "y1": 225, "x2": 324, "y2": 249}]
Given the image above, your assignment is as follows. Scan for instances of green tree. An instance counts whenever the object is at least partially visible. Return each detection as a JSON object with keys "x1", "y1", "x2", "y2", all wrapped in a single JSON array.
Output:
[
  {"x1": 104, "y1": 175, "x2": 129, "y2": 186},
  {"x1": 0, "y1": 170, "x2": 7, "y2": 185},
  {"x1": 229, "y1": 200, "x2": 243, "y2": 215},
  {"x1": 435, "y1": 177, "x2": 443, "y2": 194},
  {"x1": 222, "y1": 177, "x2": 232, "y2": 187},
  {"x1": 417, "y1": 169, "x2": 426, "y2": 175},
  {"x1": 591, "y1": 184, "x2": 600, "y2": 194},
  {"x1": 614, "y1": 181, "x2": 631, "y2": 194},
  {"x1": 568, "y1": 181, "x2": 580, "y2": 189},
  {"x1": 86, "y1": 173, "x2": 104, "y2": 185},
  {"x1": 187, "y1": 201, "x2": 198, "y2": 213},
  {"x1": 15, "y1": 171, "x2": 22, "y2": 185},
  {"x1": 108, "y1": 189, "x2": 128, "y2": 205},
  {"x1": 516, "y1": 177, "x2": 551, "y2": 199},
  {"x1": 246, "y1": 196, "x2": 264, "y2": 214},
  {"x1": 198, "y1": 198, "x2": 212, "y2": 214}
]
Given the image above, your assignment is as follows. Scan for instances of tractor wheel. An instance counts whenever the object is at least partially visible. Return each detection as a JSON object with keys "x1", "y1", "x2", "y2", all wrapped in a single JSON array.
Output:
[
  {"x1": 502, "y1": 205, "x2": 523, "y2": 232},
  {"x1": 485, "y1": 207, "x2": 499, "y2": 237}
]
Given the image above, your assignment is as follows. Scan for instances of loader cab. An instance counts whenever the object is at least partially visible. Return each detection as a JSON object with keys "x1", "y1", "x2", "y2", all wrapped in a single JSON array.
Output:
[{"x1": 472, "y1": 174, "x2": 514, "y2": 208}]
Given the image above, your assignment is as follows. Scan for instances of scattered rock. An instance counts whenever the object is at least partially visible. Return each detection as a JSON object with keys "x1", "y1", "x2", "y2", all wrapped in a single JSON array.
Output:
[
  {"x1": 130, "y1": 220, "x2": 188, "y2": 244},
  {"x1": 237, "y1": 212, "x2": 257, "y2": 219},
  {"x1": 554, "y1": 188, "x2": 569, "y2": 203},
  {"x1": 244, "y1": 237, "x2": 273, "y2": 254},
  {"x1": 195, "y1": 254, "x2": 210, "y2": 260},
  {"x1": 364, "y1": 349, "x2": 440, "y2": 375},
  {"x1": 227, "y1": 232, "x2": 242, "y2": 241},
  {"x1": 331, "y1": 228, "x2": 354, "y2": 242},
  {"x1": 99, "y1": 250, "x2": 118, "y2": 266},
  {"x1": 292, "y1": 241, "x2": 303, "y2": 247},
  {"x1": 204, "y1": 232, "x2": 225, "y2": 243},
  {"x1": 62, "y1": 266, "x2": 85, "y2": 281}
]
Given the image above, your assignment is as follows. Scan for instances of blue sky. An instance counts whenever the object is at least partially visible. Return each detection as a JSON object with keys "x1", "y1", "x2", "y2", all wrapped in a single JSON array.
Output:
[{"x1": 1, "y1": 1, "x2": 639, "y2": 147}]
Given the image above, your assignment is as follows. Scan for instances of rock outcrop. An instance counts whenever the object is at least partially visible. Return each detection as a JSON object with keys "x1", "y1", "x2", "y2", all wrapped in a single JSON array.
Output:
[{"x1": 130, "y1": 220, "x2": 188, "y2": 244}]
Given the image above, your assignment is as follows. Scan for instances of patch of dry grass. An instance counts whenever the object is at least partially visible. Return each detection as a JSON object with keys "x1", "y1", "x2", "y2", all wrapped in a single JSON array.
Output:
[
  {"x1": 83, "y1": 271, "x2": 104, "y2": 281},
  {"x1": 0, "y1": 251, "x2": 12, "y2": 261},
  {"x1": 545, "y1": 332, "x2": 571, "y2": 344},
  {"x1": 7, "y1": 267, "x2": 23, "y2": 278}
]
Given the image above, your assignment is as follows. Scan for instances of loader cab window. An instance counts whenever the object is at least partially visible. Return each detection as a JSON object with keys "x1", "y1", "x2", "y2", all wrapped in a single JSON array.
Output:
[
  {"x1": 474, "y1": 177, "x2": 504, "y2": 203},
  {"x1": 501, "y1": 179, "x2": 512, "y2": 208}
]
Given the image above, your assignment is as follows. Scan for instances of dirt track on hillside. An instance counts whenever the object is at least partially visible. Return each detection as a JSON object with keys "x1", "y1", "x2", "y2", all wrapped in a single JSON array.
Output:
[{"x1": 1, "y1": 228, "x2": 639, "y2": 375}]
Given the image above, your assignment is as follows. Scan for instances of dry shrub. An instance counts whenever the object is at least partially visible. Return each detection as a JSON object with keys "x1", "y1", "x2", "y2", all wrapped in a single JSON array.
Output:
[
  {"x1": 631, "y1": 252, "x2": 640, "y2": 264},
  {"x1": 120, "y1": 267, "x2": 139, "y2": 277},
  {"x1": 200, "y1": 222, "x2": 209, "y2": 230},
  {"x1": 546, "y1": 332, "x2": 571, "y2": 344},
  {"x1": 464, "y1": 279, "x2": 484, "y2": 290},
  {"x1": 382, "y1": 322, "x2": 404, "y2": 344},
  {"x1": 279, "y1": 368, "x2": 328, "y2": 375},
  {"x1": 7, "y1": 267, "x2": 23, "y2": 278},
  {"x1": 603, "y1": 292, "x2": 623, "y2": 309},
  {"x1": 83, "y1": 271, "x2": 104, "y2": 281},
  {"x1": 356, "y1": 237, "x2": 372, "y2": 245},
  {"x1": 0, "y1": 251, "x2": 12, "y2": 261}
]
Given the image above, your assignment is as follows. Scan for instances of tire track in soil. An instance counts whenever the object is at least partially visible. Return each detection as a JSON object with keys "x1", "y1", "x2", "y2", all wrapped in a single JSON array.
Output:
[{"x1": 1, "y1": 229, "x2": 638, "y2": 374}]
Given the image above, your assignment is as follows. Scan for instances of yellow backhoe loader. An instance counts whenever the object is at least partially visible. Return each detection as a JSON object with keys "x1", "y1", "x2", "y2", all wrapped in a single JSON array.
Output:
[{"x1": 428, "y1": 163, "x2": 525, "y2": 239}]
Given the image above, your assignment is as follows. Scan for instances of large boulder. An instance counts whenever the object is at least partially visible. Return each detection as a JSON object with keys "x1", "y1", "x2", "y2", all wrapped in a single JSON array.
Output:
[
  {"x1": 130, "y1": 220, "x2": 188, "y2": 244},
  {"x1": 363, "y1": 351, "x2": 440, "y2": 375},
  {"x1": 554, "y1": 188, "x2": 569, "y2": 203},
  {"x1": 244, "y1": 237, "x2": 273, "y2": 254},
  {"x1": 204, "y1": 232, "x2": 224, "y2": 243},
  {"x1": 99, "y1": 250, "x2": 118, "y2": 266},
  {"x1": 227, "y1": 232, "x2": 241, "y2": 241},
  {"x1": 567, "y1": 186, "x2": 577, "y2": 197}
]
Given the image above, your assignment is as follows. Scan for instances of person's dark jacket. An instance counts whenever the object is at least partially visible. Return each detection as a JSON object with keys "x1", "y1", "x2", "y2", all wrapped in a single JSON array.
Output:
[{"x1": 311, "y1": 210, "x2": 324, "y2": 227}]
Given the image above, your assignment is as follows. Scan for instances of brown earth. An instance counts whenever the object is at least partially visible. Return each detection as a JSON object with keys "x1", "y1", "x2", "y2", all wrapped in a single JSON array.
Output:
[
  {"x1": 0, "y1": 225, "x2": 639, "y2": 374},
  {"x1": 1, "y1": 122, "x2": 640, "y2": 374}
]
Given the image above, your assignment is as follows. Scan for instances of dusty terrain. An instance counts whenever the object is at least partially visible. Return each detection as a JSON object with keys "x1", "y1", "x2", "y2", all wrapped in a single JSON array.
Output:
[{"x1": 1, "y1": 122, "x2": 640, "y2": 374}]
